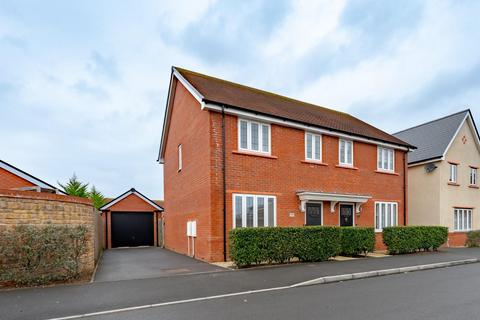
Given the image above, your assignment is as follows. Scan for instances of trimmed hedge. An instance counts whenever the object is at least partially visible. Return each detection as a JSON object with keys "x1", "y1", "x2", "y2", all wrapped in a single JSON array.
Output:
[
  {"x1": 383, "y1": 226, "x2": 448, "y2": 254},
  {"x1": 340, "y1": 227, "x2": 375, "y2": 256},
  {"x1": 229, "y1": 227, "x2": 340, "y2": 267},
  {"x1": 466, "y1": 230, "x2": 480, "y2": 247}
]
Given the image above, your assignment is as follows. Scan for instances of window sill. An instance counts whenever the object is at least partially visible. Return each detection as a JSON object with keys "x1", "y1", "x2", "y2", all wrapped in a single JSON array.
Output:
[
  {"x1": 232, "y1": 150, "x2": 278, "y2": 159},
  {"x1": 453, "y1": 230, "x2": 471, "y2": 233},
  {"x1": 469, "y1": 185, "x2": 479, "y2": 189},
  {"x1": 335, "y1": 164, "x2": 358, "y2": 170},
  {"x1": 301, "y1": 160, "x2": 328, "y2": 166},
  {"x1": 375, "y1": 170, "x2": 399, "y2": 176},
  {"x1": 447, "y1": 182, "x2": 460, "y2": 186}
]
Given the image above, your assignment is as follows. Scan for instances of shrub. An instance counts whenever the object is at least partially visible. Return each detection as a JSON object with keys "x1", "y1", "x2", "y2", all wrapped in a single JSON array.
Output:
[
  {"x1": 229, "y1": 226, "x2": 340, "y2": 267},
  {"x1": 340, "y1": 227, "x2": 375, "y2": 256},
  {"x1": 383, "y1": 226, "x2": 448, "y2": 254},
  {"x1": 0, "y1": 225, "x2": 89, "y2": 286},
  {"x1": 466, "y1": 230, "x2": 480, "y2": 247}
]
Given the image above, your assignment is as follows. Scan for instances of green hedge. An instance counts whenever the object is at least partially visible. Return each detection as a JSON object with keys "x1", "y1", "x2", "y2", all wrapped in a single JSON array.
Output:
[
  {"x1": 383, "y1": 226, "x2": 448, "y2": 254},
  {"x1": 466, "y1": 230, "x2": 480, "y2": 247},
  {"x1": 340, "y1": 227, "x2": 375, "y2": 256},
  {"x1": 229, "y1": 227, "x2": 340, "y2": 267},
  {"x1": 0, "y1": 225, "x2": 89, "y2": 286}
]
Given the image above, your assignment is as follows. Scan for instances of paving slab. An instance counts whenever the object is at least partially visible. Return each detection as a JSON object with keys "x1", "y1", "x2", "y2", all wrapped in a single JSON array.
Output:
[{"x1": 94, "y1": 247, "x2": 225, "y2": 282}]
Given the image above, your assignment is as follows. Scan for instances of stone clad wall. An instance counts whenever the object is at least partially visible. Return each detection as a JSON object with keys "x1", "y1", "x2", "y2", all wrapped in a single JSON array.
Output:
[{"x1": 0, "y1": 189, "x2": 97, "y2": 273}]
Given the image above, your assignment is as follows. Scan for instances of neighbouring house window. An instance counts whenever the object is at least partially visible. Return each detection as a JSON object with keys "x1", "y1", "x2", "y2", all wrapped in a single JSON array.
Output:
[
  {"x1": 339, "y1": 139, "x2": 353, "y2": 166},
  {"x1": 305, "y1": 133, "x2": 321, "y2": 161},
  {"x1": 238, "y1": 119, "x2": 270, "y2": 153},
  {"x1": 377, "y1": 147, "x2": 394, "y2": 171},
  {"x1": 470, "y1": 167, "x2": 477, "y2": 185},
  {"x1": 375, "y1": 202, "x2": 397, "y2": 231},
  {"x1": 449, "y1": 163, "x2": 458, "y2": 183},
  {"x1": 178, "y1": 144, "x2": 182, "y2": 171},
  {"x1": 233, "y1": 194, "x2": 276, "y2": 228},
  {"x1": 454, "y1": 208, "x2": 472, "y2": 231}
]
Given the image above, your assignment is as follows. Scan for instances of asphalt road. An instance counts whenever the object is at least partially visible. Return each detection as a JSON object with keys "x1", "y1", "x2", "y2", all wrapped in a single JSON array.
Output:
[{"x1": 90, "y1": 263, "x2": 480, "y2": 320}]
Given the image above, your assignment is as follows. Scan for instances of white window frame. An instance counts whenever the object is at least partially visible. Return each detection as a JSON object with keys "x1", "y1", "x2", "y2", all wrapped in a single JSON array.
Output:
[
  {"x1": 232, "y1": 194, "x2": 276, "y2": 228},
  {"x1": 375, "y1": 201, "x2": 398, "y2": 232},
  {"x1": 305, "y1": 132, "x2": 322, "y2": 162},
  {"x1": 238, "y1": 119, "x2": 271, "y2": 154},
  {"x1": 178, "y1": 144, "x2": 182, "y2": 171},
  {"x1": 470, "y1": 167, "x2": 477, "y2": 186},
  {"x1": 339, "y1": 139, "x2": 353, "y2": 166},
  {"x1": 454, "y1": 208, "x2": 472, "y2": 231},
  {"x1": 377, "y1": 146, "x2": 394, "y2": 172},
  {"x1": 449, "y1": 163, "x2": 458, "y2": 183}
]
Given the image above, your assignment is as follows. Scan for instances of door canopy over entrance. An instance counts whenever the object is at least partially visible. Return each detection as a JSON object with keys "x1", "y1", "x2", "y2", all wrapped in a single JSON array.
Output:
[{"x1": 297, "y1": 191, "x2": 371, "y2": 214}]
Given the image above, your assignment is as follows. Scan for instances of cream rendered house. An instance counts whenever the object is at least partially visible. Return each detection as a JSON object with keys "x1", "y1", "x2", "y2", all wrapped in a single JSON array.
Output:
[{"x1": 394, "y1": 110, "x2": 480, "y2": 246}]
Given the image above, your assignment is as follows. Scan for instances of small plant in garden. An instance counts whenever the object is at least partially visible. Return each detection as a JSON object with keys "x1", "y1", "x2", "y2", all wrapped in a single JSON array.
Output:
[
  {"x1": 58, "y1": 174, "x2": 106, "y2": 209},
  {"x1": 466, "y1": 230, "x2": 480, "y2": 247}
]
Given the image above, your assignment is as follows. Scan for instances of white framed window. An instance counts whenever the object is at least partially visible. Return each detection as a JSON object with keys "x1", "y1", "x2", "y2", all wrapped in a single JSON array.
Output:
[
  {"x1": 377, "y1": 147, "x2": 394, "y2": 172},
  {"x1": 305, "y1": 133, "x2": 321, "y2": 161},
  {"x1": 238, "y1": 119, "x2": 270, "y2": 154},
  {"x1": 233, "y1": 194, "x2": 276, "y2": 228},
  {"x1": 178, "y1": 144, "x2": 182, "y2": 171},
  {"x1": 375, "y1": 202, "x2": 398, "y2": 231},
  {"x1": 339, "y1": 139, "x2": 353, "y2": 166},
  {"x1": 454, "y1": 208, "x2": 472, "y2": 231},
  {"x1": 470, "y1": 167, "x2": 477, "y2": 185},
  {"x1": 449, "y1": 163, "x2": 458, "y2": 183}
]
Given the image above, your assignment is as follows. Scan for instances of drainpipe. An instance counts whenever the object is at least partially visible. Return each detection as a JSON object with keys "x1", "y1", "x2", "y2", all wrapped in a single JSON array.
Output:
[
  {"x1": 403, "y1": 152, "x2": 407, "y2": 226},
  {"x1": 221, "y1": 105, "x2": 227, "y2": 262}
]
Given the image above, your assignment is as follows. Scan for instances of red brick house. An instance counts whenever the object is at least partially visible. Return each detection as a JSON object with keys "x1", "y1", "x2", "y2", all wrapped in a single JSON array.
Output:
[
  {"x1": 158, "y1": 67, "x2": 414, "y2": 262},
  {"x1": 100, "y1": 188, "x2": 164, "y2": 249},
  {"x1": 0, "y1": 159, "x2": 62, "y2": 193}
]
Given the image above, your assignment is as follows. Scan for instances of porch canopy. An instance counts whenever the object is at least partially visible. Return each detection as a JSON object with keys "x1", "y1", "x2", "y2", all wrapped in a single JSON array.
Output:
[{"x1": 297, "y1": 191, "x2": 372, "y2": 213}]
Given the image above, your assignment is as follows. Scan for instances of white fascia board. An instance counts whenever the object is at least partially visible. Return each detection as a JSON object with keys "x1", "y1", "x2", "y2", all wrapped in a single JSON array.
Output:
[
  {"x1": 204, "y1": 102, "x2": 410, "y2": 151},
  {"x1": 0, "y1": 162, "x2": 54, "y2": 190},
  {"x1": 172, "y1": 68, "x2": 204, "y2": 103},
  {"x1": 442, "y1": 113, "x2": 469, "y2": 159},
  {"x1": 407, "y1": 158, "x2": 443, "y2": 168},
  {"x1": 100, "y1": 190, "x2": 163, "y2": 211},
  {"x1": 297, "y1": 191, "x2": 372, "y2": 203}
]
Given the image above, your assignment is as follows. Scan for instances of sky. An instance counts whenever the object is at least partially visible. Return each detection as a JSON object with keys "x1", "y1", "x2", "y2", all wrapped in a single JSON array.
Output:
[{"x1": 1, "y1": 0, "x2": 480, "y2": 199}]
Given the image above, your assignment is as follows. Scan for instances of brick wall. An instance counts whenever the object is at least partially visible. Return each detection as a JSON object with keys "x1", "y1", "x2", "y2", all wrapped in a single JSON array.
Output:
[
  {"x1": 0, "y1": 168, "x2": 35, "y2": 189},
  {"x1": 0, "y1": 189, "x2": 97, "y2": 273}
]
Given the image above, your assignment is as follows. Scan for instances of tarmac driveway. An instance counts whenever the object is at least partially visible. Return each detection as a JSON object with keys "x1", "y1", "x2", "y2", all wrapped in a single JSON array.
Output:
[{"x1": 94, "y1": 247, "x2": 225, "y2": 282}]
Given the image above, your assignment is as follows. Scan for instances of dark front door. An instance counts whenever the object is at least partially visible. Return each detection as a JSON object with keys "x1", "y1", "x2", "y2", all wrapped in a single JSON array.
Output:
[
  {"x1": 339, "y1": 204, "x2": 354, "y2": 227},
  {"x1": 306, "y1": 203, "x2": 322, "y2": 226},
  {"x1": 111, "y1": 212, "x2": 154, "y2": 248}
]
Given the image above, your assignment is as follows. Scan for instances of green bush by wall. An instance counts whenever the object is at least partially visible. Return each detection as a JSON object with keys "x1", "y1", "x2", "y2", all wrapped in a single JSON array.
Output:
[
  {"x1": 0, "y1": 225, "x2": 90, "y2": 286},
  {"x1": 340, "y1": 227, "x2": 375, "y2": 256},
  {"x1": 229, "y1": 227, "x2": 340, "y2": 267},
  {"x1": 383, "y1": 226, "x2": 448, "y2": 254},
  {"x1": 466, "y1": 230, "x2": 480, "y2": 247}
]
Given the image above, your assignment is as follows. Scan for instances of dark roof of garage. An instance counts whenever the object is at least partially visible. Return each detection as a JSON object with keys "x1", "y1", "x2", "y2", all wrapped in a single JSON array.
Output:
[{"x1": 100, "y1": 188, "x2": 164, "y2": 211}]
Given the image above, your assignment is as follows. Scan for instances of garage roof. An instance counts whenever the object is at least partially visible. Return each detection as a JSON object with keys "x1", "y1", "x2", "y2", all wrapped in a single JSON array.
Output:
[{"x1": 100, "y1": 188, "x2": 164, "y2": 211}]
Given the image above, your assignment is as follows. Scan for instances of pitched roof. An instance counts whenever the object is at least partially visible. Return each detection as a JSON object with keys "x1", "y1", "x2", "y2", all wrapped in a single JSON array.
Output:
[
  {"x1": 0, "y1": 159, "x2": 62, "y2": 193},
  {"x1": 100, "y1": 188, "x2": 164, "y2": 211},
  {"x1": 393, "y1": 110, "x2": 478, "y2": 165},
  {"x1": 173, "y1": 67, "x2": 412, "y2": 148}
]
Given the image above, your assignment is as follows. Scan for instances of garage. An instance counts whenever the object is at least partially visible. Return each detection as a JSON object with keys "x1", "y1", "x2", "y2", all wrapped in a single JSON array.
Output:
[
  {"x1": 100, "y1": 188, "x2": 164, "y2": 249},
  {"x1": 111, "y1": 212, "x2": 154, "y2": 248}
]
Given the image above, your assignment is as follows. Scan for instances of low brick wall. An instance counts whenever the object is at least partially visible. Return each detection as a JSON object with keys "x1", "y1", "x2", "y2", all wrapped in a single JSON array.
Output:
[
  {"x1": 447, "y1": 232, "x2": 467, "y2": 247},
  {"x1": 0, "y1": 189, "x2": 96, "y2": 274}
]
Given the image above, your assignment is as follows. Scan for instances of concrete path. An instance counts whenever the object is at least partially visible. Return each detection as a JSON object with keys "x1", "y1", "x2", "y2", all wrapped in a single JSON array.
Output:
[
  {"x1": 1, "y1": 248, "x2": 480, "y2": 320},
  {"x1": 94, "y1": 247, "x2": 225, "y2": 282}
]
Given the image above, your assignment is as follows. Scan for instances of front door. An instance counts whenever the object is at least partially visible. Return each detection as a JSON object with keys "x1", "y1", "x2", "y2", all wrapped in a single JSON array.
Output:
[
  {"x1": 306, "y1": 203, "x2": 322, "y2": 226},
  {"x1": 339, "y1": 204, "x2": 354, "y2": 227}
]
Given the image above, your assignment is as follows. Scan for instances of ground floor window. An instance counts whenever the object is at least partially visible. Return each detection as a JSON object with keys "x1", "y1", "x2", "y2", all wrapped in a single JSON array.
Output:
[
  {"x1": 375, "y1": 202, "x2": 397, "y2": 231},
  {"x1": 233, "y1": 194, "x2": 276, "y2": 228},
  {"x1": 454, "y1": 208, "x2": 472, "y2": 231}
]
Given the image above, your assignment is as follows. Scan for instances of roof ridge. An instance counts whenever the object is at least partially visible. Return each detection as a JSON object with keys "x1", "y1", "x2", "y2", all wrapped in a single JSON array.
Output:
[
  {"x1": 173, "y1": 66, "x2": 351, "y2": 118},
  {"x1": 393, "y1": 109, "x2": 470, "y2": 135}
]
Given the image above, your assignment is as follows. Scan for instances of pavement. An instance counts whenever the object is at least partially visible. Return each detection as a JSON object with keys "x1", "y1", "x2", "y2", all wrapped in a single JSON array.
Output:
[
  {"x1": 1, "y1": 247, "x2": 479, "y2": 320},
  {"x1": 93, "y1": 247, "x2": 224, "y2": 282}
]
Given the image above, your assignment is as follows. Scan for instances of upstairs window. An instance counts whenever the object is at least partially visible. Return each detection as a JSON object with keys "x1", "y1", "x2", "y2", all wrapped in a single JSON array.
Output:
[
  {"x1": 305, "y1": 133, "x2": 321, "y2": 161},
  {"x1": 449, "y1": 163, "x2": 458, "y2": 183},
  {"x1": 377, "y1": 147, "x2": 394, "y2": 172},
  {"x1": 470, "y1": 167, "x2": 477, "y2": 186},
  {"x1": 178, "y1": 144, "x2": 182, "y2": 171},
  {"x1": 238, "y1": 119, "x2": 270, "y2": 153},
  {"x1": 339, "y1": 139, "x2": 353, "y2": 166}
]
